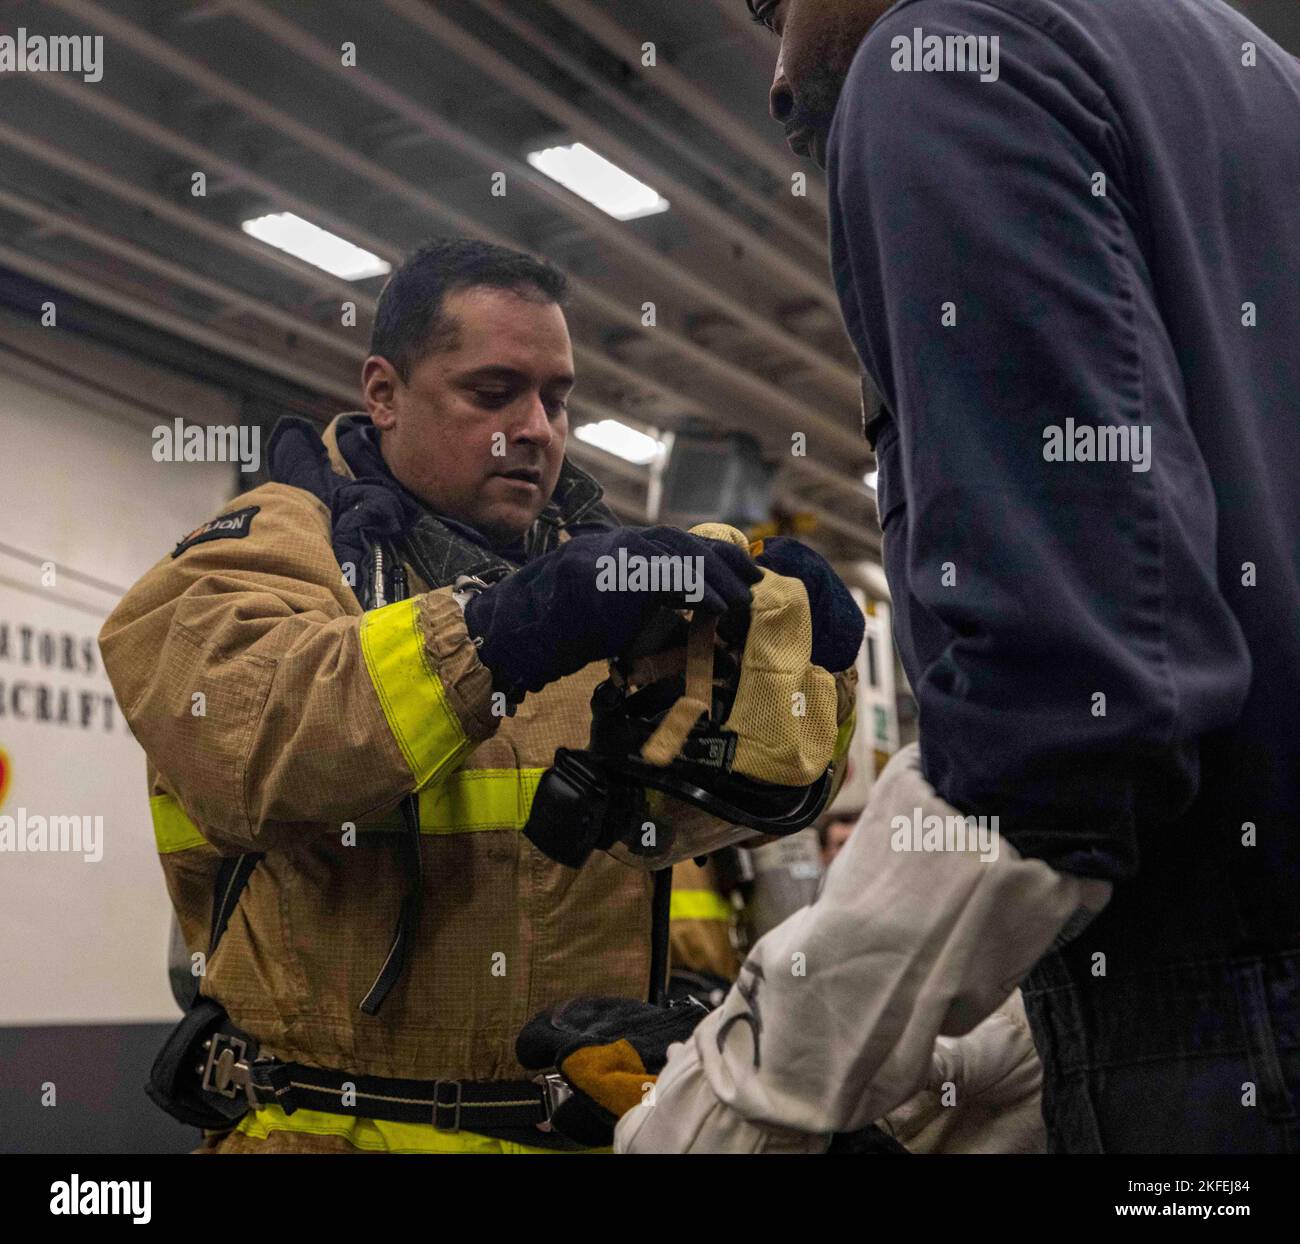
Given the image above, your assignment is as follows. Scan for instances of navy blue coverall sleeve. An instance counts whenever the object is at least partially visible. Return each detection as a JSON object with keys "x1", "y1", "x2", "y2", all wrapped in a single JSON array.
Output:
[{"x1": 828, "y1": 1, "x2": 1251, "y2": 880}]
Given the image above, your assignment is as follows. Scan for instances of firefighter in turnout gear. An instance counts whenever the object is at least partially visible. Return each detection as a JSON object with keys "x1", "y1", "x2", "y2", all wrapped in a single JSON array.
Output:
[{"x1": 101, "y1": 239, "x2": 859, "y2": 1153}]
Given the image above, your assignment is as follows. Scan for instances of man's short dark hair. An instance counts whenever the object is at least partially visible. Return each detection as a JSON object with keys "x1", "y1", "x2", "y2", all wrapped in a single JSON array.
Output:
[{"x1": 369, "y1": 237, "x2": 568, "y2": 380}]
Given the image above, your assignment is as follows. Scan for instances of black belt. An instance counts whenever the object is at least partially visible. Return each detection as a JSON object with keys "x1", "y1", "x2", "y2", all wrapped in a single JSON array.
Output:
[{"x1": 201, "y1": 1031, "x2": 571, "y2": 1135}]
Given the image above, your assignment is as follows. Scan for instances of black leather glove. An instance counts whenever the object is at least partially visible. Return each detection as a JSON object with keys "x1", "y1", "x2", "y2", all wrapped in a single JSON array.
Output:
[
  {"x1": 464, "y1": 526, "x2": 761, "y2": 701},
  {"x1": 753, "y1": 536, "x2": 864, "y2": 671},
  {"x1": 517, "y1": 995, "x2": 709, "y2": 1147}
]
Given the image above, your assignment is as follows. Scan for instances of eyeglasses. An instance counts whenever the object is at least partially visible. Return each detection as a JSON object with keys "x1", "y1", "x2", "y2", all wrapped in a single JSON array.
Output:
[{"x1": 747, "y1": 1, "x2": 780, "y2": 35}]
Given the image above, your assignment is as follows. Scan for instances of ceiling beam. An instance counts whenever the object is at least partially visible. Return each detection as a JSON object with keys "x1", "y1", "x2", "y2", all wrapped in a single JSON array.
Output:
[
  {"x1": 44, "y1": 0, "x2": 866, "y2": 463},
  {"x1": 0, "y1": 241, "x2": 358, "y2": 402},
  {"x1": 466, "y1": 0, "x2": 827, "y2": 250},
  {"x1": 0, "y1": 184, "x2": 356, "y2": 359},
  {"x1": 226, "y1": 0, "x2": 859, "y2": 405},
  {"x1": 383, "y1": 0, "x2": 840, "y2": 314},
  {"x1": 545, "y1": 0, "x2": 826, "y2": 213}
]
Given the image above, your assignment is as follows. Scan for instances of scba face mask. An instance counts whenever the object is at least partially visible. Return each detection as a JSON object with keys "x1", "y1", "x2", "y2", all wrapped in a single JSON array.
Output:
[{"x1": 524, "y1": 526, "x2": 842, "y2": 871}]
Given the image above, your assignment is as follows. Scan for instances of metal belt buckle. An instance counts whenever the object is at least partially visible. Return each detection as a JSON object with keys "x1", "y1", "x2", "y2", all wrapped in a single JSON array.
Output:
[
  {"x1": 199, "y1": 1033, "x2": 265, "y2": 1108},
  {"x1": 533, "y1": 1072, "x2": 573, "y2": 1133},
  {"x1": 432, "y1": 1079, "x2": 463, "y2": 1132}
]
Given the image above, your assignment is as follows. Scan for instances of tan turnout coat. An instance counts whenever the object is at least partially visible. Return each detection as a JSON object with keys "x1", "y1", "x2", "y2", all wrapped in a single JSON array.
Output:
[{"x1": 100, "y1": 422, "x2": 655, "y2": 1105}]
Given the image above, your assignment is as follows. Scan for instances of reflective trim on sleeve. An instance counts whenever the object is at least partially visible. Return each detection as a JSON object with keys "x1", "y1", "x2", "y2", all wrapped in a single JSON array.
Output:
[
  {"x1": 669, "y1": 889, "x2": 733, "y2": 923},
  {"x1": 150, "y1": 794, "x2": 208, "y2": 854},
  {"x1": 360, "y1": 598, "x2": 469, "y2": 789}
]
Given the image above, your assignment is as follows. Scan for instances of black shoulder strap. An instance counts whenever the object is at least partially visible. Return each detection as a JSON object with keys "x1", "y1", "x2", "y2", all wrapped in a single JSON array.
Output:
[
  {"x1": 648, "y1": 869, "x2": 673, "y2": 1006},
  {"x1": 209, "y1": 852, "x2": 263, "y2": 956},
  {"x1": 358, "y1": 792, "x2": 423, "y2": 1016},
  {"x1": 171, "y1": 851, "x2": 260, "y2": 1013}
]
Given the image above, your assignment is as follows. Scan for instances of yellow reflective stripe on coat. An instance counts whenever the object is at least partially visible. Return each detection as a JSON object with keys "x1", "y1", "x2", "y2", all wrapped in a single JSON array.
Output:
[
  {"x1": 669, "y1": 889, "x2": 733, "y2": 923},
  {"x1": 235, "y1": 1105, "x2": 604, "y2": 1154},
  {"x1": 417, "y1": 768, "x2": 546, "y2": 833},
  {"x1": 360, "y1": 598, "x2": 468, "y2": 788},
  {"x1": 150, "y1": 794, "x2": 207, "y2": 854},
  {"x1": 150, "y1": 772, "x2": 550, "y2": 849}
]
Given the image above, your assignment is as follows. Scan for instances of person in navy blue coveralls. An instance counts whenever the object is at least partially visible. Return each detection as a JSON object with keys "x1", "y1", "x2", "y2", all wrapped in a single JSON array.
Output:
[{"x1": 746, "y1": 0, "x2": 1300, "y2": 1152}]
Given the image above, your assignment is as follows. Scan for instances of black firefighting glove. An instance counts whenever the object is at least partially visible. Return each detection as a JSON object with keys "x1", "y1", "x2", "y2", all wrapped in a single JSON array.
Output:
[
  {"x1": 753, "y1": 536, "x2": 865, "y2": 671},
  {"x1": 464, "y1": 527, "x2": 761, "y2": 703},
  {"x1": 516, "y1": 995, "x2": 710, "y2": 1147}
]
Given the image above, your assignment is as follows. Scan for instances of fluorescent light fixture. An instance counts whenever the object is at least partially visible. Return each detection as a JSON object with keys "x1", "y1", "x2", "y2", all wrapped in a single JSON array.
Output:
[
  {"x1": 863, "y1": 469, "x2": 879, "y2": 491},
  {"x1": 241, "y1": 211, "x2": 391, "y2": 280},
  {"x1": 575, "y1": 419, "x2": 665, "y2": 465},
  {"x1": 526, "y1": 142, "x2": 669, "y2": 221}
]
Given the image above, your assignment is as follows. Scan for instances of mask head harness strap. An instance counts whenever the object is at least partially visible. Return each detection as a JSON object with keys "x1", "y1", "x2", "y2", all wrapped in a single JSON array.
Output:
[{"x1": 638, "y1": 612, "x2": 719, "y2": 768}]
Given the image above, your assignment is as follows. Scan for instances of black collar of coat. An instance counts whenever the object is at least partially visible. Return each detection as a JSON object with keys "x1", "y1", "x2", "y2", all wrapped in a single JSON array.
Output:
[{"x1": 268, "y1": 413, "x2": 617, "y2": 593}]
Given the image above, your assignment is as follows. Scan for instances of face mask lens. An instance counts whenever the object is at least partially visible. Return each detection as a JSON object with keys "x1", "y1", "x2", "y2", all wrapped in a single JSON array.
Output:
[{"x1": 603, "y1": 788, "x2": 756, "y2": 871}]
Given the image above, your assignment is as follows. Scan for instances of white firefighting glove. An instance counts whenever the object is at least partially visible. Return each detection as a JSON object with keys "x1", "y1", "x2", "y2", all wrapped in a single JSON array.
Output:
[
  {"x1": 880, "y1": 988, "x2": 1046, "y2": 1153},
  {"x1": 616, "y1": 743, "x2": 1110, "y2": 1153}
]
